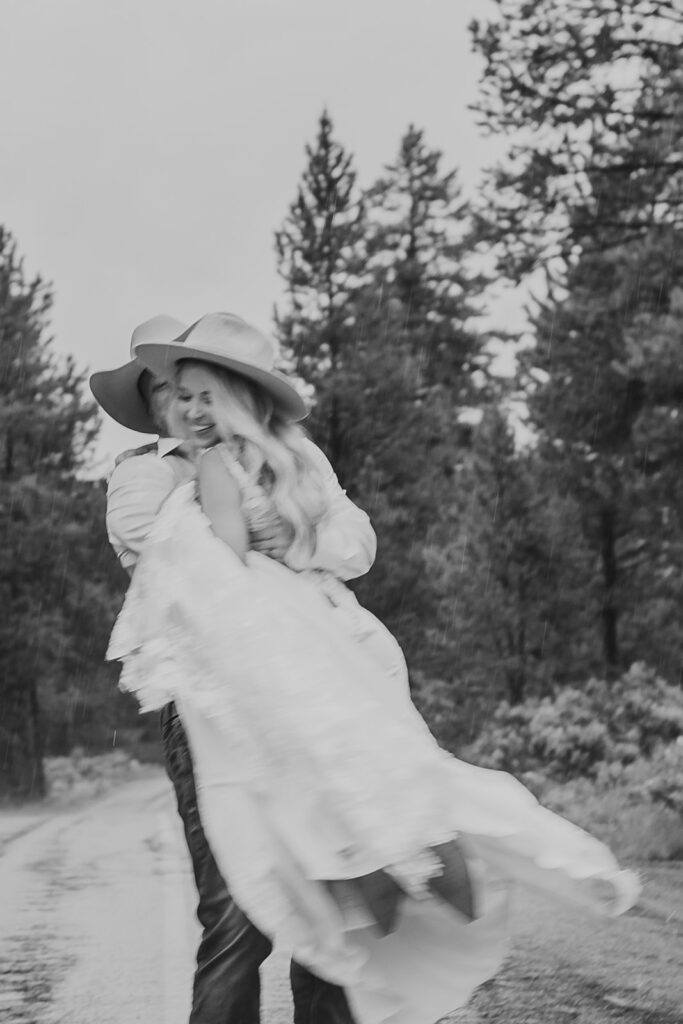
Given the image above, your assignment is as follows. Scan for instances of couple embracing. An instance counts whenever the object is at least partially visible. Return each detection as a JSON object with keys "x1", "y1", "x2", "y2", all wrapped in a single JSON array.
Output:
[{"x1": 91, "y1": 312, "x2": 638, "y2": 1024}]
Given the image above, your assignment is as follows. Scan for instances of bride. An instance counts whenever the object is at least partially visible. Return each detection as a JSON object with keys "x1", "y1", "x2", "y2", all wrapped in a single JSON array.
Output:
[{"x1": 108, "y1": 312, "x2": 638, "y2": 1024}]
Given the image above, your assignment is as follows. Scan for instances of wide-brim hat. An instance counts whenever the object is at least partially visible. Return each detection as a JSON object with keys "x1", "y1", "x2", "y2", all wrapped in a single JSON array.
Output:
[
  {"x1": 89, "y1": 315, "x2": 189, "y2": 433},
  {"x1": 134, "y1": 312, "x2": 307, "y2": 422}
]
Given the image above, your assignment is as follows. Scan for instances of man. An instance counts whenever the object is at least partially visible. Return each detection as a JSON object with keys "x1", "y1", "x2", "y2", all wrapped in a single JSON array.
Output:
[{"x1": 90, "y1": 315, "x2": 375, "y2": 1024}]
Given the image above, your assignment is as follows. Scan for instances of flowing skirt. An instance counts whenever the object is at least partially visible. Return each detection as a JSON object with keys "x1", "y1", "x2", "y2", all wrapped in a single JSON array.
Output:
[{"x1": 108, "y1": 484, "x2": 639, "y2": 1024}]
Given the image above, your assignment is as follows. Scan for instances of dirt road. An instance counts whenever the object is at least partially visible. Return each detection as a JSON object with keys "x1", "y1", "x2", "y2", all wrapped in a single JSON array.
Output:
[
  {"x1": 0, "y1": 770, "x2": 293, "y2": 1024},
  {"x1": 1, "y1": 770, "x2": 681, "y2": 1024}
]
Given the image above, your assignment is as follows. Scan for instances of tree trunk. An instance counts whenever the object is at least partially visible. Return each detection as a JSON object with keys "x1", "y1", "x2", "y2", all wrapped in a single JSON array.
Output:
[
  {"x1": 503, "y1": 618, "x2": 527, "y2": 705},
  {"x1": 327, "y1": 390, "x2": 343, "y2": 474},
  {"x1": 4, "y1": 428, "x2": 13, "y2": 478},
  {"x1": 0, "y1": 679, "x2": 46, "y2": 801},
  {"x1": 507, "y1": 666, "x2": 526, "y2": 705},
  {"x1": 599, "y1": 504, "x2": 619, "y2": 671}
]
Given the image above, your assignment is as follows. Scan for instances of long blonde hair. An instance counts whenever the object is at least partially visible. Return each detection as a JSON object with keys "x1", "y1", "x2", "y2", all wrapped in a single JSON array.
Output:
[{"x1": 169, "y1": 359, "x2": 328, "y2": 555}]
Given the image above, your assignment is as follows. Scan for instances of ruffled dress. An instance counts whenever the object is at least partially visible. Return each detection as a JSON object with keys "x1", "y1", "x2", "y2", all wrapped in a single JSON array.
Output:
[{"x1": 107, "y1": 448, "x2": 639, "y2": 1024}]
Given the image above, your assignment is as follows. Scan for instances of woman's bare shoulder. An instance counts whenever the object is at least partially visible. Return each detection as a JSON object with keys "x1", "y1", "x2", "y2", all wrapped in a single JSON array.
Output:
[{"x1": 198, "y1": 446, "x2": 242, "y2": 506}]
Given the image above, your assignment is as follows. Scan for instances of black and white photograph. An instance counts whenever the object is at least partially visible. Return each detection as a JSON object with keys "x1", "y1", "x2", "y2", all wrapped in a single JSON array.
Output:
[{"x1": 1, "y1": 1, "x2": 682, "y2": 1022}]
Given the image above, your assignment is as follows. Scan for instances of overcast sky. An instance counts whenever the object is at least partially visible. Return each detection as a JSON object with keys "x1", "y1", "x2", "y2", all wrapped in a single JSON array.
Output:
[{"x1": 3, "y1": 0, "x2": 521, "y2": 464}]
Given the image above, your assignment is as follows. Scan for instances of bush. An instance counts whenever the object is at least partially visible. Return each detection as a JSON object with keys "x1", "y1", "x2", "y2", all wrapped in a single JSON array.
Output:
[
  {"x1": 595, "y1": 663, "x2": 683, "y2": 754},
  {"x1": 410, "y1": 672, "x2": 468, "y2": 750},
  {"x1": 466, "y1": 662, "x2": 683, "y2": 782},
  {"x1": 638, "y1": 739, "x2": 683, "y2": 814},
  {"x1": 537, "y1": 770, "x2": 683, "y2": 862},
  {"x1": 44, "y1": 750, "x2": 146, "y2": 802}
]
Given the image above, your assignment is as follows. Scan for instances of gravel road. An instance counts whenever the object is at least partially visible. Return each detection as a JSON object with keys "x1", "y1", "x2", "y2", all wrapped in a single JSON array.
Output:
[
  {"x1": 0, "y1": 770, "x2": 292, "y2": 1024},
  {"x1": 1, "y1": 769, "x2": 681, "y2": 1024}
]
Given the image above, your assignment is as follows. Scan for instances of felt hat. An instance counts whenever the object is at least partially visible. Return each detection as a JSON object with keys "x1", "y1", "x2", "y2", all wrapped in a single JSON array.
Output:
[
  {"x1": 134, "y1": 311, "x2": 307, "y2": 421},
  {"x1": 89, "y1": 315, "x2": 188, "y2": 433}
]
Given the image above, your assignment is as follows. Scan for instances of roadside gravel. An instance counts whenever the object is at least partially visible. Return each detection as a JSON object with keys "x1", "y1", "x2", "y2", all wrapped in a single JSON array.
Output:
[{"x1": 443, "y1": 862, "x2": 683, "y2": 1024}]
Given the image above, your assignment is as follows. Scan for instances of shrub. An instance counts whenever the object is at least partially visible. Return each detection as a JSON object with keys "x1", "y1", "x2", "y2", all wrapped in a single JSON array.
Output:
[
  {"x1": 592, "y1": 663, "x2": 683, "y2": 754},
  {"x1": 466, "y1": 662, "x2": 683, "y2": 783},
  {"x1": 538, "y1": 770, "x2": 683, "y2": 862},
  {"x1": 638, "y1": 739, "x2": 683, "y2": 814},
  {"x1": 410, "y1": 672, "x2": 469, "y2": 750}
]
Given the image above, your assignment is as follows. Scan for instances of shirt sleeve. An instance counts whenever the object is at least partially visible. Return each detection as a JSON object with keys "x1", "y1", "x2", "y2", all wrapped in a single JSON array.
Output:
[
  {"x1": 284, "y1": 441, "x2": 377, "y2": 581},
  {"x1": 106, "y1": 455, "x2": 178, "y2": 571}
]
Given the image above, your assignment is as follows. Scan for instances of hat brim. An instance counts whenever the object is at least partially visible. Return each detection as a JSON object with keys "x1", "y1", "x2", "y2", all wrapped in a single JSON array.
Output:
[
  {"x1": 89, "y1": 360, "x2": 158, "y2": 434},
  {"x1": 134, "y1": 341, "x2": 308, "y2": 422}
]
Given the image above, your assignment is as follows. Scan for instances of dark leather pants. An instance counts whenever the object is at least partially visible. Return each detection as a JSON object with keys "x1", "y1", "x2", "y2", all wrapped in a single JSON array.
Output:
[{"x1": 160, "y1": 703, "x2": 355, "y2": 1024}]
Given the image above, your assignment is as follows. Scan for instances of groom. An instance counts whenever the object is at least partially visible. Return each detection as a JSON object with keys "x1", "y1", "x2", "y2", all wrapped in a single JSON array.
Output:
[{"x1": 90, "y1": 315, "x2": 374, "y2": 1024}]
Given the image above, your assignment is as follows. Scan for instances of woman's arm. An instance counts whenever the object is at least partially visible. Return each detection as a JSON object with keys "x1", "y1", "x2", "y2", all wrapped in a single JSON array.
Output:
[{"x1": 198, "y1": 447, "x2": 249, "y2": 562}]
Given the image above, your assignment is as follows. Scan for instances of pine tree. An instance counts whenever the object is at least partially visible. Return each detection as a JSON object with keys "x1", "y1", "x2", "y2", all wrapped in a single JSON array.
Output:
[
  {"x1": 468, "y1": 0, "x2": 683, "y2": 677},
  {"x1": 0, "y1": 227, "x2": 105, "y2": 798},
  {"x1": 0, "y1": 231, "x2": 97, "y2": 478},
  {"x1": 274, "y1": 119, "x2": 441, "y2": 655},
  {"x1": 429, "y1": 409, "x2": 596, "y2": 714},
  {"x1": 275, "y1": 121, "x2": 493, "y2": 672},
  {"x1": 365, "y1": 126, "x2": 489, "y2": 392},
  {"x1": 470, "y1": 0, "x2": 683, "y2": 277},
  {"x1": 328, "y1": 128, "x2": 493, "y2": 668},
  {"x1": 523, "y1": 227, "x2": 683, "y2": 672},
  {"x1": 275, "y1": 110, "x2": 368, "y2": 468}
]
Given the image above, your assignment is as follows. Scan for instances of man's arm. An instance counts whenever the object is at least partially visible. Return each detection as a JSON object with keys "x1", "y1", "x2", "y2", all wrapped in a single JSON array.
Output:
[
  {"x1": 106, "y1": 454, "x2": 178, "y2": 572},
  {"x1": 284, "y1": 441, "x2": 377, "y2": 581}
]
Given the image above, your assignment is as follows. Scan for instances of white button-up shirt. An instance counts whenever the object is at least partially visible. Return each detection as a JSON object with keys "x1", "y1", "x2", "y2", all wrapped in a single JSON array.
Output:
[{"x1": 106, "y1": 437, "x2": 377, "y2": 580}]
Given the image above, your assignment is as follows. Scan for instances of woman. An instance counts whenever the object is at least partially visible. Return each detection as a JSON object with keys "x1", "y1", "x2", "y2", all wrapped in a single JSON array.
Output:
[{"x1": 109, "y1": 313, "x2": 638, "y2": 1024}]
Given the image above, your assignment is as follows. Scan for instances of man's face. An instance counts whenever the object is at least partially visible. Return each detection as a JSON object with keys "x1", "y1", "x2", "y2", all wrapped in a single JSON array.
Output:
[{"x1": 139, "y1": 371, "x2": 172, "y2": 435}]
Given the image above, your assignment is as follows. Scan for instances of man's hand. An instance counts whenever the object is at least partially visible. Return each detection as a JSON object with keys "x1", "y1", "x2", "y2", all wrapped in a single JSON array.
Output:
[
  {"x1": 114, "y1": 442, "x2": 158, "y2": 467},
  {"x1": 250, "y1": 517, "x2": 295, "y2": 562}
]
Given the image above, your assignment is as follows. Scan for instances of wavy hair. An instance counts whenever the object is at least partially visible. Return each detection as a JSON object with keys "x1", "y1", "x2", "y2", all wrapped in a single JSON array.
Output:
[{"x1": 168, "y1": 359, "x2": 328, "y2": 556}]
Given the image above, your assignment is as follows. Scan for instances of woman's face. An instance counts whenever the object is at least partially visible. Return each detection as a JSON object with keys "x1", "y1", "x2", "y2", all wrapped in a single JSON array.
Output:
[{"x1": 175, "y1": 363, "x2": 221, "y2": 447}]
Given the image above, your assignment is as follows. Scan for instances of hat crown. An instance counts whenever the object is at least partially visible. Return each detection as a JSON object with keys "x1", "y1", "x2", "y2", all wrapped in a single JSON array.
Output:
[
  {"x1": 130, "y1": 315, "x2": 188, "y2": 358},
  {"x1": 177, "y1": 313, "x2": 278, "y2": 371},
  {"x1": 131, "y1": 310, "x2": 307, "y2": 421}
]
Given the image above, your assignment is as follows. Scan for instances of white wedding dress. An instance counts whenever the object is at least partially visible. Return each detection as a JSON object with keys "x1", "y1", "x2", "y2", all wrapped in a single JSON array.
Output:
[{"x1": 108, "y1": 466, "x2": 639, "y2": 1024}]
